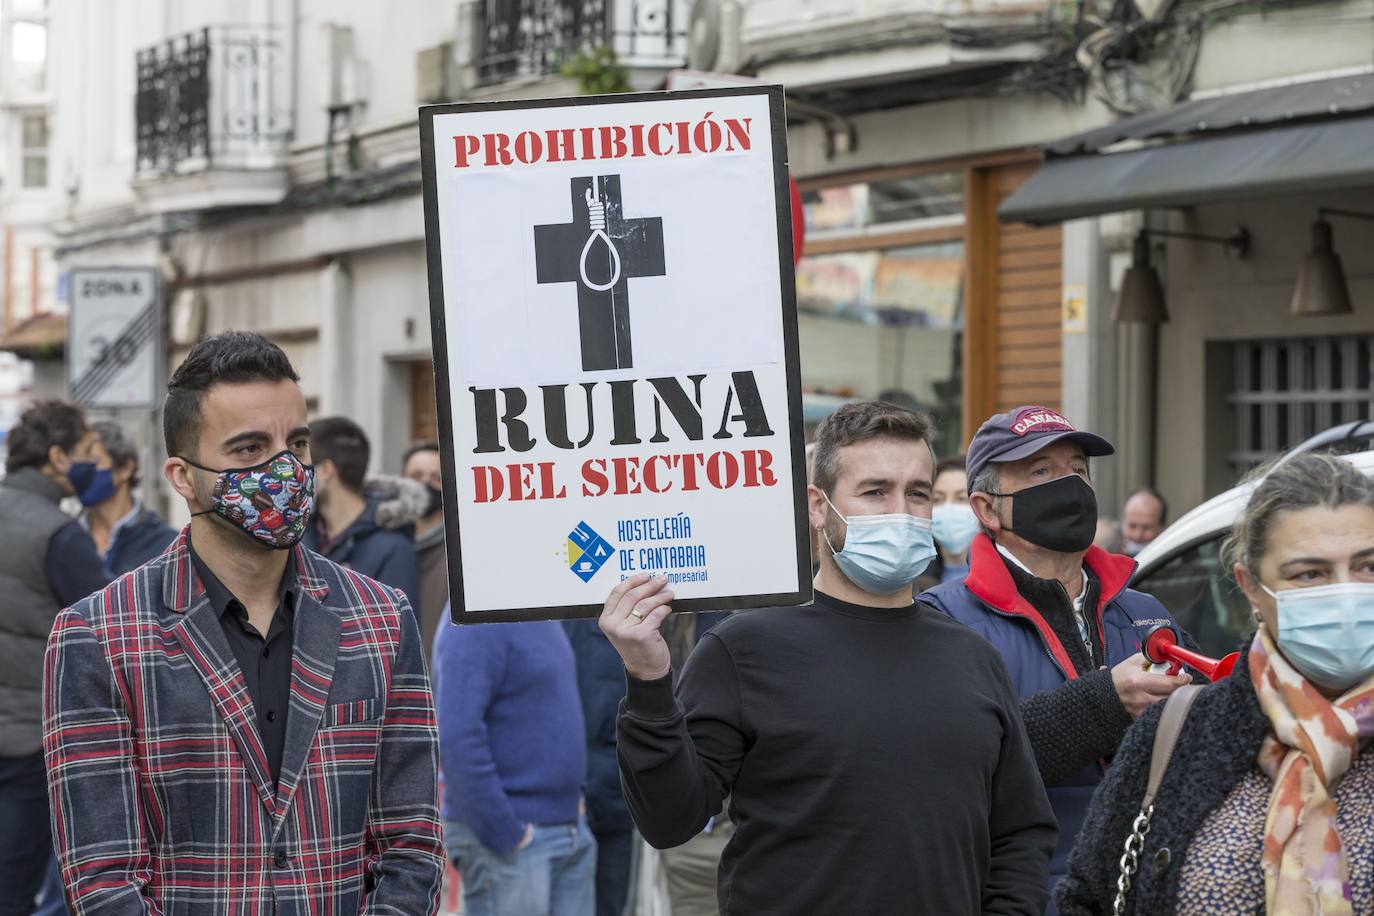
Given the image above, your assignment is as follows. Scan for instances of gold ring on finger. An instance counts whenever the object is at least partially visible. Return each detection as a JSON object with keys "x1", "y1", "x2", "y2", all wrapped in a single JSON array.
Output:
[{"x1": 630, "y1": 610, "x2": 645, "y2": 620}]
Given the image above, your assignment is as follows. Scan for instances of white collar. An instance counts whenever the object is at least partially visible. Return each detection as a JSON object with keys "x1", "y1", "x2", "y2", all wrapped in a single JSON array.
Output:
[{"x1": 81, "y1": 497, "x2": 143, "y2": 537}]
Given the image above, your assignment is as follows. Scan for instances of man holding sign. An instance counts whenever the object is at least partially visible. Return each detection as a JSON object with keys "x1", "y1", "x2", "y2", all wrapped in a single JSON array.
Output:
[{"x1": 602, "y1": 402, "x2": 1056, "y2": 915}]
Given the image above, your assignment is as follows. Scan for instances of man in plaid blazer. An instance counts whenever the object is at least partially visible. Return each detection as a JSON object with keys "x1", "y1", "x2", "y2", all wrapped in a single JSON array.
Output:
[{"x1": 42, "y1": 332, "x2": 444, "y2": 915}]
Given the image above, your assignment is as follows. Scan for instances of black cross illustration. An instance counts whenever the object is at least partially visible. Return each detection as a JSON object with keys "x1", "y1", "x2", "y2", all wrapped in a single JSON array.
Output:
[{"x1": 534, "y1": 175, "x2": 666, "y2": 371}]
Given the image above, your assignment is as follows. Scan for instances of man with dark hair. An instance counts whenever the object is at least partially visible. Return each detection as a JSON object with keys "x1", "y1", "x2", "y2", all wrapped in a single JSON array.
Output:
[
  {"x1": 83, "y1": 420, "x2": 177, "y2": 574},
  {"x1": 43, "y1": 331, "x2": 444, "y2": 915},
  {"x1": 304, "y1": 416, "x2": 421, "y2": 605},
  {"x1": 921, "y1": 406, "x2": 1191, "y2": 914},
  {"x1": 601, "y1": 401, "x2": 1056, "y2": 915},
  {"x1": 402, "y1": 440, "x2": 448, "y2": 653},
  {"x1": 1120, "y1": 487, "x2": 1168, "y2": 556},
  {"x1": 0, "y1": 400, "x2": 110, "y2": 914}
]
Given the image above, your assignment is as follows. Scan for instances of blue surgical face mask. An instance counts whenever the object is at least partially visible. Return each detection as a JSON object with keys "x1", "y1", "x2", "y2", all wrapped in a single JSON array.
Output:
[
  {"x1": 67, "y1": 462, "x2": 117, "y2": 508},
  {"x1": 1262, "y1": 581, "x2": 1374, "y2": 692},
  {"x1": 823, "y1": 492, "x2": 937, "y2": 596},
  {"x1": 932, "y1": 503, "x2": 979, "y2": 556}
]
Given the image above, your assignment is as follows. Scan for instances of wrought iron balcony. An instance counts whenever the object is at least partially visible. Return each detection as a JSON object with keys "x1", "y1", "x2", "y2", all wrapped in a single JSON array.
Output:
[
  {"x1": 478, "y1": 0, "x2": 686, "y2": 87},
  {"x1": 135, "y1": 26, "x2": 291, "y2": 192}
]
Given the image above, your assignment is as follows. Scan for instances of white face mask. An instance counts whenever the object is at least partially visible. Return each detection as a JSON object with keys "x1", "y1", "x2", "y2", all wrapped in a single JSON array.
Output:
[
  {"x1": 1261, "y1": 581, "x2": 1374, "y2": 692},
  {"x1": 932, "y1": 503, "x2": 979, "y2": 556},
  {"x1": 823, "y1": 492, "x2": 936, "y2": 595}
]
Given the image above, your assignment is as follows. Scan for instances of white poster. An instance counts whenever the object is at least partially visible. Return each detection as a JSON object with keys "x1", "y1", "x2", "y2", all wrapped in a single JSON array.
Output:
[{"x1": 420, "y1": 87, "x2": 811, "y2": 622}]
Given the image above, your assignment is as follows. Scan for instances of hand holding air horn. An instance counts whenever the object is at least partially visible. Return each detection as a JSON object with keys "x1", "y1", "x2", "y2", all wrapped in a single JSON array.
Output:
[{"x1": 1142, "y1": 624, "x2": 1239, "y2": 682}]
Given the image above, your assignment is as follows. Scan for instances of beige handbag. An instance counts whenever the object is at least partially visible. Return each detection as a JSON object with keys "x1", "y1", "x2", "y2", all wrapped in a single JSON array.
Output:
[{"x1": 1111, "y1": 684, "x2": 1204, "y2": 916}]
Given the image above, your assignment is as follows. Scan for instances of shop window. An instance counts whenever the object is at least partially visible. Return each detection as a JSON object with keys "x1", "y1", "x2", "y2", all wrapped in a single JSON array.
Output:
[
  {"x1": 796, "y1": 241, "x2": 964, "y2": 328},
  {"x1": 802, "y1": 171, "x2": 962, "y2": 238},
  {"x1": 796, "y1": 238, "x2": 965, "y2": 455},
  {"x1": 21, "y1": 112, "x2": 46, "y2": 188},
  {"x1": 1226, "y1": 335, "x2": 1374, "y2": 476}
]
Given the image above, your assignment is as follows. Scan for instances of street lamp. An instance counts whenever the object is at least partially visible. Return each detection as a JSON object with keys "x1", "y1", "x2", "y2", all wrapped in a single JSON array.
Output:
[
  {"x1": 1114, "y1": 226, "x2": 1250, "y2": 324},
  {"x1": 1291, "y1": 208, "x2": 1374, "y2": 317},
  {"x1": 1115, "y1": 231, "x2": 1168, "y2": 323}
]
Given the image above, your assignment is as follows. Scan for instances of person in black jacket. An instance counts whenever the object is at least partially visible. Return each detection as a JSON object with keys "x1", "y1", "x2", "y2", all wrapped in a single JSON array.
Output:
[
  {"x1": 600, "y1": 401, "x2": 1056, "y2": 916},
  {"x1": 83, "y1": 420, "x2": 177, "y2": 574},
  {"x1": 1058, "y1": 453, "x2": 1374, "y2": 916},
  {"x1": 303, "y1": 416, "x2": 421, "y2": 605}
]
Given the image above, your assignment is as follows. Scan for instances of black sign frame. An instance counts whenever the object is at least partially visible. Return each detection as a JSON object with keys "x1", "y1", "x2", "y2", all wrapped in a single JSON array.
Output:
[{"x1": 419, "y1": 86, "x2": 812, "y2": 623}]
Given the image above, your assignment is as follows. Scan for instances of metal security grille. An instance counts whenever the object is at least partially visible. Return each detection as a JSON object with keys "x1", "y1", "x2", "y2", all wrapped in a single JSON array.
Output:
[{"x1": 1228, "y1": 335, "x2": 1374, "y2": 473}]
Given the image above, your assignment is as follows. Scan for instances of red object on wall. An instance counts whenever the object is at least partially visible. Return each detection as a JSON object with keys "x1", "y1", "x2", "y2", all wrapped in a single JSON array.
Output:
[{"x1": 789, "y1": 176, "x2": 805, "y2": 265}]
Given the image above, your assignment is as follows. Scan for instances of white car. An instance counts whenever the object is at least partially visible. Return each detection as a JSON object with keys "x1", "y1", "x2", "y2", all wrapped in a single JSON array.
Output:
[{"x1": 1130, "y1": 422, "x2": 1374, "y2": 658}]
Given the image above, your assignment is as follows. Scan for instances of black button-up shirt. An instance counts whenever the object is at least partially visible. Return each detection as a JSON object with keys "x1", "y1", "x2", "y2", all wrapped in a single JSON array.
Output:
[{"x1": 189, "y1": 540, "x2": 298, "y2": 786}]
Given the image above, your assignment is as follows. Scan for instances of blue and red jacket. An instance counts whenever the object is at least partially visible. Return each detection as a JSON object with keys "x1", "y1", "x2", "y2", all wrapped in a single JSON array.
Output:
[{"x1": 920, "y1": 534, "x2": 1183, "y2": 896}]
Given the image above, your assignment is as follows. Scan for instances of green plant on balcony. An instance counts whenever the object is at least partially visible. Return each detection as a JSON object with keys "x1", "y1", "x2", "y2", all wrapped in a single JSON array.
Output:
[{"x1": 562, "y1": 45, "x2": 631, "y2": 95}]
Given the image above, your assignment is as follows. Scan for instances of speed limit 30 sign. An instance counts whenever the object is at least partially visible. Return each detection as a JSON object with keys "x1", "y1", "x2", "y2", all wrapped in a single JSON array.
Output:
[{"x1": 66, "y1": 267, "x2": 162, "y2": 409}]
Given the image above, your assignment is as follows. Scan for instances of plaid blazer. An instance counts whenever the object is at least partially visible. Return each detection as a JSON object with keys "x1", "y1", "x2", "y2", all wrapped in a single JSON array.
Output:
[{"x1": 42, "y1": 529, "x2": 444, "y2": 915}]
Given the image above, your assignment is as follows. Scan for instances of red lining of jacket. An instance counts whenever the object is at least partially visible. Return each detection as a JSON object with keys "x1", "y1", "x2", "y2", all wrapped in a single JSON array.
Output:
[{"x1": 961, "y1": 533, "x2": 1137, "y2": 680}]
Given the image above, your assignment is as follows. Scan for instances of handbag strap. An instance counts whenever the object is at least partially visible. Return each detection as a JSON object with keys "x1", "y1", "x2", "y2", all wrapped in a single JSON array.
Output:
[
  {"x1": 1112, "y1": 684, "x2": 1204, "y2": 916},
  {"x1": 1143, "y1": 684, "x2": 1203, "y2": 810}
]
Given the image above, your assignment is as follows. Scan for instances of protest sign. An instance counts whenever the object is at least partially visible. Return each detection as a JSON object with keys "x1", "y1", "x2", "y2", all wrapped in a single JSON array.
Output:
[{"x1": 419, "y1": 86, "x2": 811, "y2": 622}]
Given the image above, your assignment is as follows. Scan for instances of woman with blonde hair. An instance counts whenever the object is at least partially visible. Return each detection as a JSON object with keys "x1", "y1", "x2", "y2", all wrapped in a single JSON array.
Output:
[{"x1": 1058, "y1": 452, "x2": 1374, "y2": 915}]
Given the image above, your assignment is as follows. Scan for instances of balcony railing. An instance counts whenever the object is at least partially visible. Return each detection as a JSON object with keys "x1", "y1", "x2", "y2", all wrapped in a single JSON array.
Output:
[
  {"x1": 135, "y1": 26, "x2": 291, "y2": 179},
  {"x1": 478, "y1": 0, "x2": 686, "y2": 87}
]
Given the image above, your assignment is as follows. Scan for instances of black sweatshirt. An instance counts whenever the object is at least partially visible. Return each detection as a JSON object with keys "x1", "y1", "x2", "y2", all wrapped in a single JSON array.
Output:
[{"x1": 617, "y1": 591, "x2": 1057, "y2": 916}]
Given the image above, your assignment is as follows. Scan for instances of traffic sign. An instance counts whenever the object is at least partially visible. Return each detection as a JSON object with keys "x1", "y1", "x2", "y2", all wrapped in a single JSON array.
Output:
[{"x1": 66, "y1": 267, "x2": 162, "y2": 409}]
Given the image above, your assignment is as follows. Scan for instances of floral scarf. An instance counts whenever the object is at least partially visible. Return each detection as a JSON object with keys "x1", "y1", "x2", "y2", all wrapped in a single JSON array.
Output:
[{"x1": 1250, "y1": 627, "x2": 1374, "y2": 915}]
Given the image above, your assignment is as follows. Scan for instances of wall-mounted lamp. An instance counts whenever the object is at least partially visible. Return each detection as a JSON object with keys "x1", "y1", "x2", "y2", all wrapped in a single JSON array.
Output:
[
  {"x1": 1114, "y1": 226, "x2": 1250, "y2": 324},
  {"x1": 1291, "y1": 208, "x2": 1374, "y2": 317}
]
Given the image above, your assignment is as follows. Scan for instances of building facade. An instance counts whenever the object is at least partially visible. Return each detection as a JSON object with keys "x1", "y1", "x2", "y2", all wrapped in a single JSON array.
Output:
[
  {"x1": 38, "y1": 0, "x2": 1110, "y2": 518},
  {"x1": 31, "y1": 0, "x2": 1373, "y2": 524}
]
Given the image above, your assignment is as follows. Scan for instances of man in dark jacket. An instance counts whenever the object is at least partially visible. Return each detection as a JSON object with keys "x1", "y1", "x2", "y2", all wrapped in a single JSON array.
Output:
[
  {"x1": 83, "y1": 420, "x2": 177, "y2": 574},
  {"x1": 0, "y1": 401, "x2": 111, "y2": 913},
  {"x1": 304, "y1": 416, "x2": 421, "y2": 605},
  {"x1": 920, "y1": 405, "x2": 1192, "y2": 914}
]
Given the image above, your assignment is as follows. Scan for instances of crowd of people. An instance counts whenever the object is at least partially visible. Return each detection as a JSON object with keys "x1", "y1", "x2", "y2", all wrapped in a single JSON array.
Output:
[{"x1": 0, "y1": 329, "x2": 1372, "y2": 915}]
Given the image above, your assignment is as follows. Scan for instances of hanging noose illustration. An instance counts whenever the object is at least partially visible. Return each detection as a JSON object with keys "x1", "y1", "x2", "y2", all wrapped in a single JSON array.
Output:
[{"x1": 578, "y1": 183, "x2": 623, "y2": 292}]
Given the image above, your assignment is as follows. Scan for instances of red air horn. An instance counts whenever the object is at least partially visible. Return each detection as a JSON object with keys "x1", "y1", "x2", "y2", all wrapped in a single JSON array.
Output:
[{"x1": 1142, "y1": 624, "x2": 1239, "y2": 682}]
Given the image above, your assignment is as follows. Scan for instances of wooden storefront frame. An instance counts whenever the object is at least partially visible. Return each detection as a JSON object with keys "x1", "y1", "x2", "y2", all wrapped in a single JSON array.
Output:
[{"x1": 796, "y1": 150, "x2": 1050, "y2": 449}]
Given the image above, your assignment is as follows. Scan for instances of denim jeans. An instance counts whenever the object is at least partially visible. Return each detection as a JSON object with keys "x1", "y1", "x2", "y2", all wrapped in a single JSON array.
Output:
[
  {"x1": 0, "y1": 753, "x2": 52, "y2": 916},
  {"x1": 446, "y1": 819, "x2": 596, "y2": 916},
  {"x1": 33, "y1": 856, "x2": 68, "y2": 915}
]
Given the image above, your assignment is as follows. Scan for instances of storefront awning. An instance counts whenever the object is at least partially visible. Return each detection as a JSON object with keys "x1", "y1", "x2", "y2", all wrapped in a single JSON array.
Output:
[
  {"x1": 999, "y1": 73, "x2": 1374, "y2": 225},
  {"x1": 0, "y1": 312, "x2": 66, "y2": 358}
]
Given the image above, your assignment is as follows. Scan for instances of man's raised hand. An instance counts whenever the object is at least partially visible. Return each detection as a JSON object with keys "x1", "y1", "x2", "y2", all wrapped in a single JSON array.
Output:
[{"x1": 599, "y1": 573, "x2": 675, "y2": 681}]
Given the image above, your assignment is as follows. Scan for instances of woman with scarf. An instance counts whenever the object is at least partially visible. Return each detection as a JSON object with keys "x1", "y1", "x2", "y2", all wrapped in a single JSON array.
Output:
[{"x1": 1057, "y1": 451, "x2": 1374, "y2": 915}]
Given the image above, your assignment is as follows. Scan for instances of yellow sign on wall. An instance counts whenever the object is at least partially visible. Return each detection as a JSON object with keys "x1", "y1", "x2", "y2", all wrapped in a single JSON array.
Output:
[{"x1": 1062, "y1": 283, "x2": 1087, "y2": 334}]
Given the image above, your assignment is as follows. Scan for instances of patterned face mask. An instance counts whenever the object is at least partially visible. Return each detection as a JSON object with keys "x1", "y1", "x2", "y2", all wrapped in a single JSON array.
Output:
[{"x1": 183, "y1": 450, "x2": 315, "y2": 550}]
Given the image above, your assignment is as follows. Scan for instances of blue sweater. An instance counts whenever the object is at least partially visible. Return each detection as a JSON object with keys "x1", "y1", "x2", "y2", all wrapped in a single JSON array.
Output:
[{"x1": 433, "y1": 618, "x2": 586, "y2": 854}]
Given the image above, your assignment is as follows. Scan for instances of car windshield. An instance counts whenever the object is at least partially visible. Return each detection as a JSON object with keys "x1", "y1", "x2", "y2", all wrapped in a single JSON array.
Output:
[{"x1": 1132, "y1": 535, "x2": 1253, "y2": 658}]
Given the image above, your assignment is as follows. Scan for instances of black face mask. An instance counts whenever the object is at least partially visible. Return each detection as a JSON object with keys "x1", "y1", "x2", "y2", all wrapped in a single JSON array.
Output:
[
  {"x1": 997, "y1": 474, "x2": 1098, "y2": 553},
  {"x1": 424, "y1": 484, "x2": 443, "y2": 517}
]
